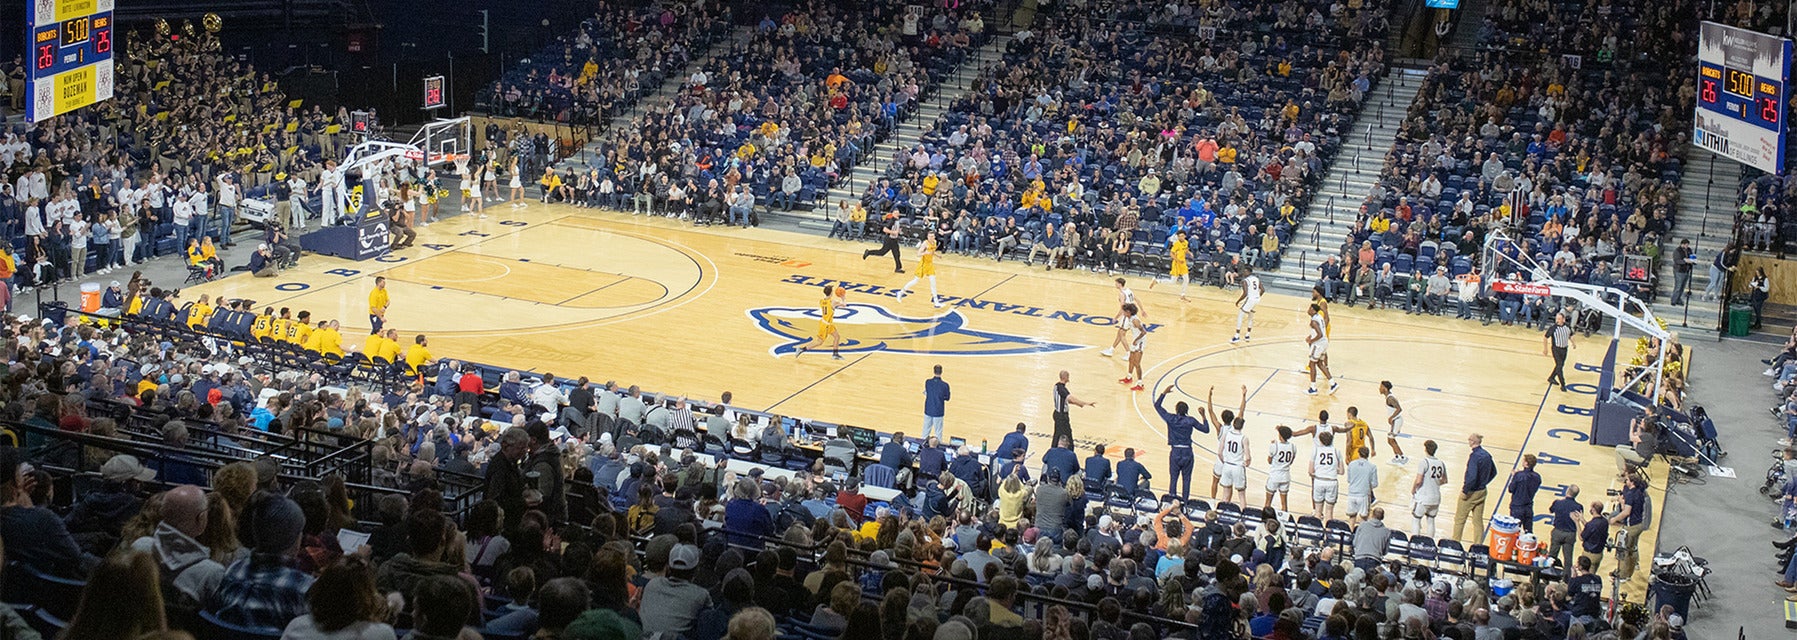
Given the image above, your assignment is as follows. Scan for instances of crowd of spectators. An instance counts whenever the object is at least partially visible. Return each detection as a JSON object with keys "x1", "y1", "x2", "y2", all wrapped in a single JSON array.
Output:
[
  {"x1": 475, "y1": 2, "x2": 734, "y2": 125},
  {"x1": 841, "y1": 0, "x2": 1386, "y2": 279},
  {"x1": 1314, "y1": 0, "x2": 1696, "y2": 323},
  {"x1": 0, "y1": 26, "x2": 366, "y2": 295},
  {"x1": 0, "y1": 297, "x2": 1690, "y2": 640},
  {"x1": 543, "y1": 0, "x2": 990, "y2": 225}
]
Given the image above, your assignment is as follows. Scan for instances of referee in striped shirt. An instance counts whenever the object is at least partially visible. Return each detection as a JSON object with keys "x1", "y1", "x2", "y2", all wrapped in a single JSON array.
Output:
[{"x1": 1544, "y1": 313, "x2": 1574, "y2": 391}]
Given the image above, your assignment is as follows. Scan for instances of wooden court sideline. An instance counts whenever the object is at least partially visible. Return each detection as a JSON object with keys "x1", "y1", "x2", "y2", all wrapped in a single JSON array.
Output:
[{"x1": 183, "y1": 203, "x2": 1671, "y2": 596}]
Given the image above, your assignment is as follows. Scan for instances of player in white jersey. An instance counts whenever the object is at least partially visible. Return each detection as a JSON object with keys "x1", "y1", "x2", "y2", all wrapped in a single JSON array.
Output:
[
  {"x1": 1264, "y1": 425, "x2": 1299, "y2": 513},
  {"x1": 1204, "y1": 385, "x2": 1248, "y2": 502},
  {"x1": 1309, "y1": 430, "x2": 1342, "y2": 520},
  {"x1": 1410, "y1": 439, "x2": 1447, "y2": 538},
  {"x1": 1233, "y1": 267, "x2": 1262, "y2": 343},
  {"x1": 1118, "y1": 303, "x2": 1147, "y2": 391},
  {"x1": 1380, "y1": 380, "x2": 1409, "y2": 465},
  {"x1": 1305, "y1": 303, "x2": 1338, "y2": 395},
  {"x1": 1101, "y1": 277, "x2": 1141, "y2": 357},
  {"x1": 1214, "y1": 420, "x2": 1250, "y2": 505}
]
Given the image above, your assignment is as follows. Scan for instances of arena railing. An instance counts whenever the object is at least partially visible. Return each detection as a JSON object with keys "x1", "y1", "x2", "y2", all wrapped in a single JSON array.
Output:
[{"x1": 1, "y1": 418, "x2": 486, "y2": 525}]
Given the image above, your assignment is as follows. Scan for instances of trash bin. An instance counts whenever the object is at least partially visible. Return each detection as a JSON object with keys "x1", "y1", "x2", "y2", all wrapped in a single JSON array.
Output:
[
  {"x1": 1729, "y1": 303, "x2": 1754, "y2": 337},
  {"x1": 1648, "y1": 572, "x2": 1696, "y2": 620}
]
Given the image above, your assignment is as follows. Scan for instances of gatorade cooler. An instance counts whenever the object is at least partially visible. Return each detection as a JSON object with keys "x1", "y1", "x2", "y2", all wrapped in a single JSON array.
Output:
[
  {"x1": 79, "y1": 282, "x2": 101, "y2": 313},
  {"x1": 1488, "y1": 516, "x2": 1521, "y2": 562},
  {"x1": 1515, "y1": 533, "x2": 1540, "y2": 565}
]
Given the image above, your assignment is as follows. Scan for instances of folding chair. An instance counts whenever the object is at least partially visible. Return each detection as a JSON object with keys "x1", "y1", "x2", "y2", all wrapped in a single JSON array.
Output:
[
  {"x1": 1436, "y1": 538, "x2": 1468, "y2": 572},
  {"x1": 1214, "y1": 501, "x2": 1244, "y2": 526},
  {"x1": 862, "y1": 464, "x2": 898, "y2": 489},
  {"x1": 1385, "y1": 530, "x2": 1411, "y2": 560},
  {"x1": 1293, "y1": 515, "x2": 1326, "y2": 549},
  {"x1": 1408, "y1": 536, "x2": 1438, "y2": 566},
  {"x1": 1325, "y1": 519, "x2": 1354, "y2": 553}
]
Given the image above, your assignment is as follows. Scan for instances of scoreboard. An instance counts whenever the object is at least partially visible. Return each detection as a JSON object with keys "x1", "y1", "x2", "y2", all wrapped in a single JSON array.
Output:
[
  {"x1": 1694, "y1": 21, "x2": 1791, "y2": 174},
  {"x1": 26, "y1": 0, "x2": 116, "y2": 123}
]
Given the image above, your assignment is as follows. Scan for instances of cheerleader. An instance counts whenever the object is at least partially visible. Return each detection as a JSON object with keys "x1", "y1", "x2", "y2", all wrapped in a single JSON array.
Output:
[
  {"x1": 483, "y1": 158, "x2": 500, "y2": 203},
  {"x1": 421, "y1": 168, "x2": 442, "y2": 222},
  {"x1": 468, "y1": 163, "x2": 486, "y2": 218},
  {"x1": 411, "y1": 180, "x2": 430, "y2": 227},
  {"x1": 508, "y1": 157, "x2": 525, "y2": 206}
]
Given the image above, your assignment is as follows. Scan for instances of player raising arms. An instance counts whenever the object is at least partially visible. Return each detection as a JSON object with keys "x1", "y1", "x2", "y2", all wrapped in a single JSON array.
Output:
[
  {"x1": 1232, "y1": 266, "x2": 1261, "y2": 343},
  {"x1": 1100, "y1": 278, "x2": 1140, "y2": 357},
  {"x1": 894, "y1": 231, "x2": 945, "y2": 308},
  {"x1": 1118, "y1": 303, "x2": 1147, "y2": 391},
  {"x1": 1204, "y1": 385, "x2": 1249, "y2": 503},
  {"x1": 1305, "y1": 303, "x2": 1338, "y2": 395},
  {"x1": 1380, "y1": 380, "x2": 1409, "y2": 465},
  {"x1": 1149, "y1": 230, "x2": 1191, "y2": 302},
  {"x1": 795, "y1": 285, "x2": 845, "y2": 360},
  {"x1": 1264, "y1": 425, "x2": 1298, "y2": 513}
]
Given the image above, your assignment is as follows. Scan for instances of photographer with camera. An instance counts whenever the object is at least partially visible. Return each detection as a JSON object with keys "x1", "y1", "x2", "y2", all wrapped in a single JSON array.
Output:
[
  {"x1": 1615, "y1": 413, "x2": 1659, "y2": 476},
  {"x1": 388, "y1": 198, "x2": 417, "y2": 251},
  {"x1": 265, "y1": 220, "x2": 300, "y2": 269}
]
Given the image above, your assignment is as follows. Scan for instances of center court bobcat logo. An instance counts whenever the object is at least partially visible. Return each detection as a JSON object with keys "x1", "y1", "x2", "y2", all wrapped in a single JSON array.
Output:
[{"x1": 748, "y1": 303, "x2": 1085, "y2": 357}]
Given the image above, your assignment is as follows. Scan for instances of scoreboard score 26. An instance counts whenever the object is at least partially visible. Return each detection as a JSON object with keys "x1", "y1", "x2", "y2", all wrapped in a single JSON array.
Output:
[{"x1": 26, "y1": 0, "x2": 117, "y2": 123}]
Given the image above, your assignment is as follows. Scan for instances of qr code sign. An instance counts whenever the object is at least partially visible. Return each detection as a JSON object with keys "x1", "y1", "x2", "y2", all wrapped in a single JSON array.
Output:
[
  {"x1": 32, "y1": 81, "x2": 53, "y2": 121},
  {"x1": 96, "y1": 61, "x2": 114, "y2": 100}
]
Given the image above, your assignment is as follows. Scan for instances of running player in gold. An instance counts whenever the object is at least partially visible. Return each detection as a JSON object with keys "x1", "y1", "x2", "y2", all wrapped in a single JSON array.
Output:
[
  {"x1": 794, "y1": 285, "x2": 845, "y2": 360},
  {"x1": 894, "y1": 232, "x2": 944, "y2": 308},
  {"x1": 1150, "y1": 230, "x2": 1191, "y2": 302}
]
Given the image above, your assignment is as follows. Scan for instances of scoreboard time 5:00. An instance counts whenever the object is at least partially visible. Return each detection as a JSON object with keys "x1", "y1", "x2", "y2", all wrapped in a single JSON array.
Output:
[
  {"x1": 1698, "y1": 62, "x2": 1782, "y2": 128},
  {"x1": 26, "y1": 0, "x2": 117, "y2": 123}
]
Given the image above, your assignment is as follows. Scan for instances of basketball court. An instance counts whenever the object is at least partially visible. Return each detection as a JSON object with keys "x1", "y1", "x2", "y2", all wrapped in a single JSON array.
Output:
[{"x1": 183, "y1": 203, "x2": 1669, "y2": 596}]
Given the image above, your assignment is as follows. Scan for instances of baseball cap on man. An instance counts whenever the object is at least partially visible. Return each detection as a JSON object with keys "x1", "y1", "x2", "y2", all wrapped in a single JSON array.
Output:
[
  {"x1": 100, "y1": 454, "x2": 157, "y2": 483},
  {"x1": 669, "y1": 544, "x2": 701, "y2": 571}
]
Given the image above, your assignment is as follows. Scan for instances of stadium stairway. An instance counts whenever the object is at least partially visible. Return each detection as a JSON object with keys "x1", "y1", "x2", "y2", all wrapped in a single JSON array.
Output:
[
  {"x1": 772, "y1": 35, "x2": 1012, "y2": 233},
  {"x1": 1650, "y1": 150, "x2": 1740, "y2": 332},
  {"x1": 1270, "y1": 66, "x2": 1428, "y2": 291}
]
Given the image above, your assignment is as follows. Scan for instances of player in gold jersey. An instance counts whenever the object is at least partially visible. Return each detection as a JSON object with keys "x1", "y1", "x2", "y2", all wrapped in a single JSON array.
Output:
[
  {"x1": 270, "y1": 308, "x2": 294, "y2": 343},
  {"x1": 1149, "y1": 230, "x2": 1191, "y2": 302},
  {"x1": 1343, "y1": 406, "x2": 1374, "y2": 463},
  {"x1": 185, "y1": 294, "x2": 214, "y2": 329},
  {"x1": 1311, "y1": 286, "x2": 1332, "y2": 338},
  {"x1": 894, "y1": 232, "x2": 944, "y2": 308},
  {"x1": 250, "y1": 307, "x2": 275, "y2": 339},
  {"x1": 285, "y1": 310, "x2": 314, "y2": 345},
  {"x1": 794, "y1": 285, "x2": 845, "y2": 360}
]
